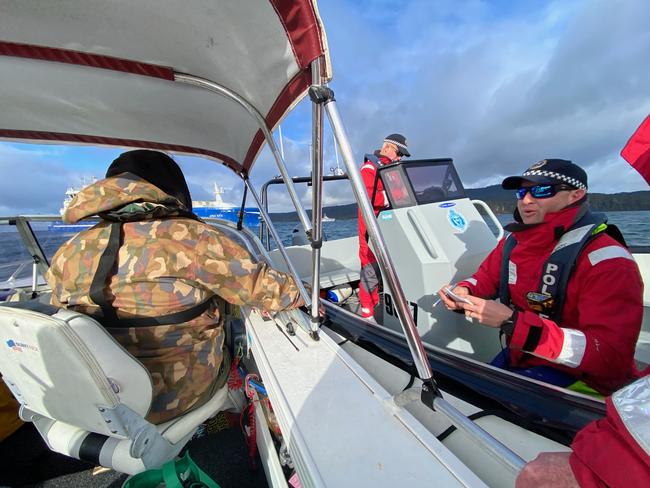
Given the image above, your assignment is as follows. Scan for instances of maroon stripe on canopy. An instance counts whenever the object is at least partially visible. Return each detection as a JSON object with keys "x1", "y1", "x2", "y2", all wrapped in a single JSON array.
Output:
[
  {"x1": 270, "y1": 0, "x2": 325, "y2": 69},
  {"x1": 0, "y1": 41, "x2": 174, "y2": 80},
  {"x1": 0, "y1": 130, "x2": 243, "y2": 174}
]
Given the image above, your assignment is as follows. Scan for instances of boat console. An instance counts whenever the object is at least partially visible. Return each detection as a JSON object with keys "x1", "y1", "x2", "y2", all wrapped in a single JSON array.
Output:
[{"x1": 373, "y1": 159, "x2": 504, "y2": 361}]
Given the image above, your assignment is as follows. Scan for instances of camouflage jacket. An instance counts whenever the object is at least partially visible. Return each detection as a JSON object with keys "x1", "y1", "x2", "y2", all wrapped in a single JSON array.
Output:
[{"x1": 46, "y1": 173, "x2": 303, "y2": 424}]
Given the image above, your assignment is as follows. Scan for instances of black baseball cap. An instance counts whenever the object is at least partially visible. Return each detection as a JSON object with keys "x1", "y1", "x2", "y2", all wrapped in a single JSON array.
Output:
[
  {"x1": 502, "y1": 159, "x2": 588, "y2": 191},
  {"x1": 384, "y1": 133, "x2": 410, "y2": 157}
]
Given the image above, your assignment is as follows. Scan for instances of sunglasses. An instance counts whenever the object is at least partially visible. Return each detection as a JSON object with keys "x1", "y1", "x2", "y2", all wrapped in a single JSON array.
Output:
[{"x1": 516, "y1": 184, "x2": 572, "y2": 200}]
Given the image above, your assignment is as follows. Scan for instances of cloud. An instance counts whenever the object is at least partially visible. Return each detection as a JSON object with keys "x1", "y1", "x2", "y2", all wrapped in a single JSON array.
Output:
[
  {"x1": 0, "y1": 144, "x2": 75, "y2": 215},
  {"x1": 320, "y1": 0, "x2": 650, "y2": 193},
  {"x1": 1, "y1": 0, "x2": 649, "y2": 216}
]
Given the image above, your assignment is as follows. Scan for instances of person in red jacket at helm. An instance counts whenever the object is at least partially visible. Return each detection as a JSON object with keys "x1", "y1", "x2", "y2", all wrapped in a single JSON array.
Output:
[
  {"x1": 438, "y1": 158, "x2": 642, "y2": 395},
  {"x1": 357, "y1": 133, "x2": 410, "y2": 321}
]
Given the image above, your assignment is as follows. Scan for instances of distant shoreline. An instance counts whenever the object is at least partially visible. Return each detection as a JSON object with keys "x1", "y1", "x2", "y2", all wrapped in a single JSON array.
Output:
[{"x1": 269, "y1": 186, "x2": 650, "y2": 221}]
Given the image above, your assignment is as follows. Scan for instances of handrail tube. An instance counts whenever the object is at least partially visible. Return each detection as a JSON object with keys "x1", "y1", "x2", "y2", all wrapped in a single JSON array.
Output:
[
  {"x1": 173, "y1": 73, "x2": 312, "y2": 236},
  {"x1": 309, "y1": 59, "x2": 324, "y2": 334},
  {"x1": 264, "y1": 175, "x2": 349, "y2": 186},
  {"x1": 244, "y1": 180, "x2": 311, "y2": 308},
  {"x1": 472, "y1": 199, "x2": 504, "y2": 241},
  {"x1": 259, "y1": 174, "x2": 349, "y2": 251},
  {"x1": 322, "y1": 98, "x2": 434, "y2": 382},
  {"x1": 259, "y1": 179, "x2": 271, "y2": 249},
  {"x1": 434, "y1": 397, "x2": 526, "y2": 474},
  {"x1": 13, "y1": 218, "x2": 50, "y2": 279}
]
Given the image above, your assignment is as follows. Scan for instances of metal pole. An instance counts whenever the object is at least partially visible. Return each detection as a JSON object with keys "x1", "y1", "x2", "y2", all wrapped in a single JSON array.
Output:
[
  {"x1": 323, "y1": 100, "x2": 434, "y2": 382},
  {"x1": 260, "y1": 181, "x2": 269, "y2": 249},
  {"x1": 174, "y1": 73, "x2": 312, "y2": 235},
  {"x1": 309, "y1": 59, "x2": 324, "y2": 337},
  {"x1": 434, "y1": 397, "x2": 527, "y2": 474},
  {"x1": 278, "y1": 125, "x2": 285, "y2": 160},
  {"x1": 245, "y1": 180, "x2": 311, "y2": 308},
  {"x1": 333, "y1": 134, "x2": 342, "y2": 175},
  {"x1": 324, "y1": 96, "x2": 527, "y2": 476}
]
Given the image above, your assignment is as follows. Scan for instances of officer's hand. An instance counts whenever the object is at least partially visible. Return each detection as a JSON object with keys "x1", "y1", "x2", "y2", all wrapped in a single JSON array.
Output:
[
  {"x1": 437, "y1": 284, "x2": 470, "y2": 311},
  {"x1": 459, "y1": 296, "x2": 514, "y2": 327},
  {"x1": 515, "y1": 452, "x2": 578, "y2": 488}
]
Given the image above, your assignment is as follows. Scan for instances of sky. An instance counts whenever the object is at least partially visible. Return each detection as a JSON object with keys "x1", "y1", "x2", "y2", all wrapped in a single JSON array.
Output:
[{"x1": 1, "y1": 0, "x2": 649, "y2": 215}]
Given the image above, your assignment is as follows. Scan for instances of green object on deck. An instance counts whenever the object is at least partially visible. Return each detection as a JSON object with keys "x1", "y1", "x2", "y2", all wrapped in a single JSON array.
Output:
[
  {"x1": 123, "y1": 452, "x2": 221, "y2": 488},
  {"x1": 566, "y1": 380, "x2": 604, "y2": 399}
]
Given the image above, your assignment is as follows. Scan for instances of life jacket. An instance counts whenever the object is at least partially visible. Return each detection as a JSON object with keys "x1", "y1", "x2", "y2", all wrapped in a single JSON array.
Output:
[
  {"x1": 88, "y1": 219, "x2": 214, "y2": 328},
  {"x1": 361, "y1": 153, "x2": 384, "y2": 245},
  {"x1": 498, "y1": 210, "x2": 627, "y2": 322},
  {"x1": 364, "y1": 153, "x2": 383, "y2": 207},
  {"x1": 61, "y1": 173, "x2": 217, "y2": 328}
]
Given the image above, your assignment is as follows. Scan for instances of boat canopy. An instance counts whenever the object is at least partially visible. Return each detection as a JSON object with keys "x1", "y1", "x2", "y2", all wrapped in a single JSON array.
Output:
[{"x1": 0, "y1": 0, "x2": 331, "y2": 176}]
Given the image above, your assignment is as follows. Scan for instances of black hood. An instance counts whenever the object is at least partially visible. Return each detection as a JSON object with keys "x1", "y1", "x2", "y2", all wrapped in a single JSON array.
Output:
[{"x1": 106, "y1": 150, "x2": 193, "y2": 211}]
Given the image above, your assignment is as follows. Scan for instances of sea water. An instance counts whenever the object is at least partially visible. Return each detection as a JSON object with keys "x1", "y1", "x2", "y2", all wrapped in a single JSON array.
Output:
[{"x1": 1, "y1": 211, "x2": 649, "y2": 281}]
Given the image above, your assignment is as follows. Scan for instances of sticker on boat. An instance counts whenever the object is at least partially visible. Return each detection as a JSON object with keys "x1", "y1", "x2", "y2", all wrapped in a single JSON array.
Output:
[
  {"x1": 380, "y1": 211, "x2": 394, "y2": 220},
  {"x1": 447, "y1": 209, "x2": 467, "y2": 232},
  {"x1": 439, "y1": 202, "x2": 455, "y2": 208}
]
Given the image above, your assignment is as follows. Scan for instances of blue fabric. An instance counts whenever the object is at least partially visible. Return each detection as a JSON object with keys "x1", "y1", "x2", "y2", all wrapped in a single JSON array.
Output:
[{"x1": 490, "y1": 348, "x2": 575, "y2": 387}]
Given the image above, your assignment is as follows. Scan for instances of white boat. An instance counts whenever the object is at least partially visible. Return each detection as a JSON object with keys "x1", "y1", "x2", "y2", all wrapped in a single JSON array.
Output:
[
  {"x1": 0, "y1": 2, "x2": 645, "y2": 487},
  {"x1": 48, "y1": 178, "x2": 98, "y2": 232},
  {"x1": 193, "y1": 183, "x2": 261, "y2": 226},
  {"x1": 322, "y1": 213, "x2": 335, "y2": 222}
]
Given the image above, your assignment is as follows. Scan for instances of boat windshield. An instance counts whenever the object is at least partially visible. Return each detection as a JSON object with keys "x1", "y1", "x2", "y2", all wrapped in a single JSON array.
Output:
[{"x1": 379, "y1": 159, "x2": 466, "y2": 208}]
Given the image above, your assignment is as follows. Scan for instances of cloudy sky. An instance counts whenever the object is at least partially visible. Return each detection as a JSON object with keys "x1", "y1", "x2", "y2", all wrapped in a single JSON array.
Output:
[{"x1": 1, "y1": 0, "x2": 649, "y2": 215}]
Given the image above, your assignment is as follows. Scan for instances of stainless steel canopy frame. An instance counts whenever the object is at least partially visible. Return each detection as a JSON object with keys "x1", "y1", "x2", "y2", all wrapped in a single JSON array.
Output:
[
  {"x1": 174, "y1": 73, "x2": 312, "y2": 311},
  {"x1": 309, "y1": 59, "x2": 325, "y2": 334},
  {"x1": 244, "y1": 179, "x2": 312, "y2": 311},
  {"x1": 174, "y1": 73, "x2": 312, "y2": 236}
]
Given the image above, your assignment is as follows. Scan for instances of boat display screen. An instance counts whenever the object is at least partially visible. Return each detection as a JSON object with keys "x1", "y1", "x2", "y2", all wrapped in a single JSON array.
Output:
[
  {"x1": 381, "y1": 167, "x2": 414, "y2": 207},
  {"x1": 404, "y1": 162, "x2": 464, "y2": 205},
  {"x1": 378, "y1": 159, "x2": 466, "y2": 208}
]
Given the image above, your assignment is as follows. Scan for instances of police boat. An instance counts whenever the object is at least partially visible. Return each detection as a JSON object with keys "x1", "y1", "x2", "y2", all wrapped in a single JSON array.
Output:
[{"x1": 0, "y1": 1, "x2": 636, "y2": 487}]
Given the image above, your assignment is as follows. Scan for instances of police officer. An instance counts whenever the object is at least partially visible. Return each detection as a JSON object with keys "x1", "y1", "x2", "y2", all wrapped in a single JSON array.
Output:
[
  {"x1": 357, "y1": 133, "x2": 410, "y2": 322},
  {"x1": 438, "y1": 159, "x2": 643, "y2": 395}
]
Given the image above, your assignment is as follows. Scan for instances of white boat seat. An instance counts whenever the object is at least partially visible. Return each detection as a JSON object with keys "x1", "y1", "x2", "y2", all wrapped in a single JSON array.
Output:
[{"x1": 0, "y1": 301, "x2": 230, "y2": 475}]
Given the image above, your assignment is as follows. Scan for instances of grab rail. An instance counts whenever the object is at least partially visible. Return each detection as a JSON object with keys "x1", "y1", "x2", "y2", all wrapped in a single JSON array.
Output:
[{"x1": 472, "y1": 199, "x2": 504, "y2": 241}]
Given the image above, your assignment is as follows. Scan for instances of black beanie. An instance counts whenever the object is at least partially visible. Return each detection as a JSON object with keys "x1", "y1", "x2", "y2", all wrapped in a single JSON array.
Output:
[{"x1": 106, "y1": 150, "x2": 193, "y2": 211}]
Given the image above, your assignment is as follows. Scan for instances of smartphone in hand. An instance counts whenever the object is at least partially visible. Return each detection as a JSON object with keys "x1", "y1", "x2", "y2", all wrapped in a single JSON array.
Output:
[{"x1": 444, "y1": 287, "x2": 473, "y2": 305}]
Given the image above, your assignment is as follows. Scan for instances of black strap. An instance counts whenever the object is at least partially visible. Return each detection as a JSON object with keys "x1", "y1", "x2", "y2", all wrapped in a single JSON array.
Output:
[
  {"x1": 98, "y1": 298, "x2": 214, "y2": 328},
  {"x1": 89, "y1": 222, "x2": 122, "y2": 324},
  {"x1": 522, "y1": 325, "x2": 543, "y2": 352},
  {"x1": 498, "y1": 234, "x2": 517, "y2": 307},
  {"x1": 88, "y1": 221, "x2": 215, "y2": 328},
  {"x1": 237, "y1": 180, "x2": 248, "y2": 231},
  {"x1": 78, "y1": 432, "x2": 109, "y2": 465},
  {"x1": 364, "y1": 154, "x2": 382, "y2": 243},
  {"x1": 538, "y1": 212, "x2": 608, "y2": 322},
  {"x1": 437, "y1": 410, "x2": 526, "y2": 442}
]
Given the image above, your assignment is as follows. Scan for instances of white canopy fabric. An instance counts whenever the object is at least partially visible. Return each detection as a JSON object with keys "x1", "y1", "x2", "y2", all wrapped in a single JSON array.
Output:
[{"x1": 0, "y1": 0, "x2": 331, "y2": 176}]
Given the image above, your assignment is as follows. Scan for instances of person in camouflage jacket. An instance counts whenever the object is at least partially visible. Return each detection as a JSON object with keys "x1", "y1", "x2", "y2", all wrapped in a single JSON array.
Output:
[{"x1": 46, "y1": 150, "x2": 304, "y2": 424}]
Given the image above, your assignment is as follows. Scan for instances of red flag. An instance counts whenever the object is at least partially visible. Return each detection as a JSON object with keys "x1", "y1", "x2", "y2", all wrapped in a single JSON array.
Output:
[{"x1": 621, "y1": 114, "x2": 650, "y2": 185}]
